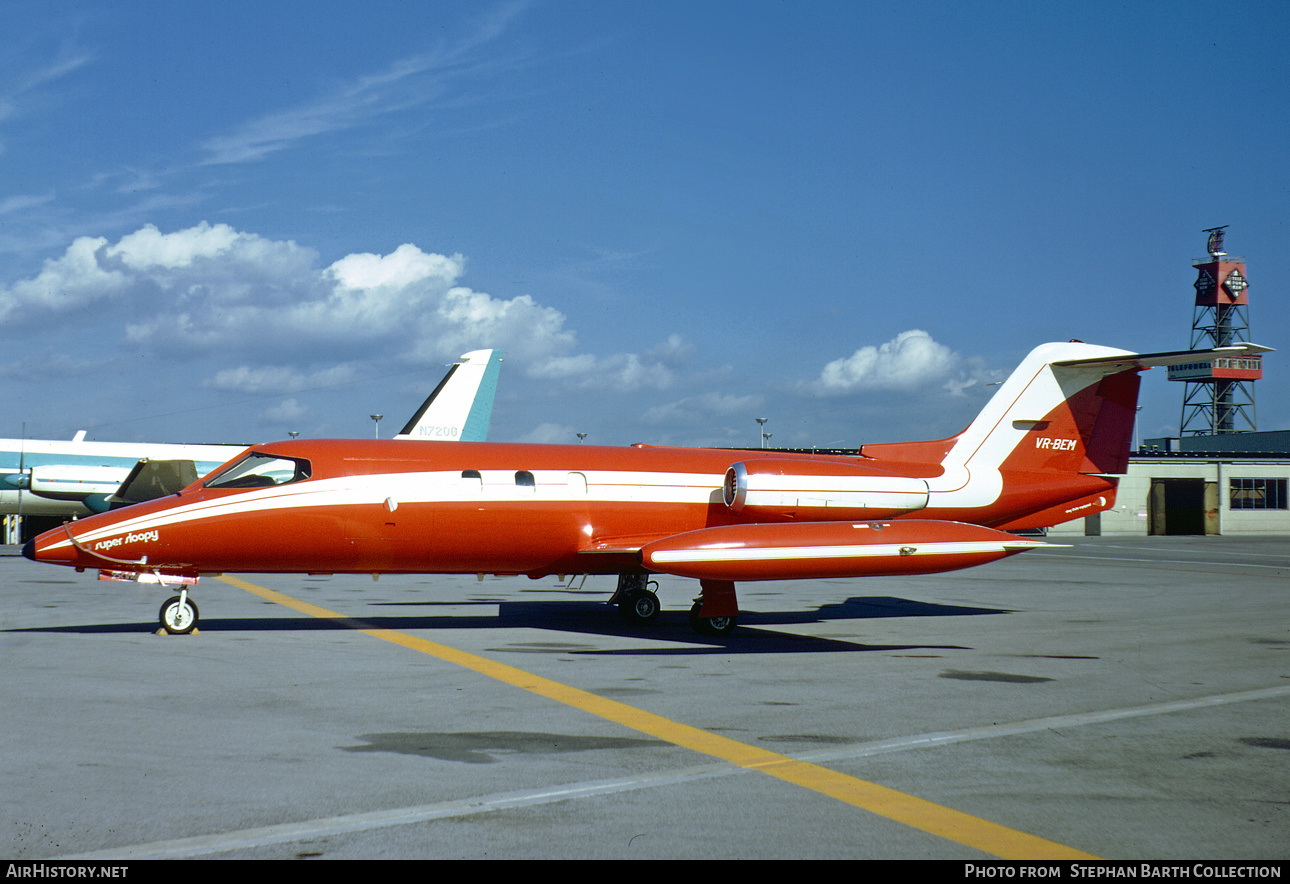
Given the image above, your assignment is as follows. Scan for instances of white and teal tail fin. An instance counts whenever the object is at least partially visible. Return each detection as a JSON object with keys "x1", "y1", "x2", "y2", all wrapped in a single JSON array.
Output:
[{"x1": 394, "y1": 349, "x2": 503, "y2": 442}]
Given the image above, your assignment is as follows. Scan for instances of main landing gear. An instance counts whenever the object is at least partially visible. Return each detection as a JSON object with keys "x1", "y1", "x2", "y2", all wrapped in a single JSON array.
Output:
[
  {"x1": 612, "y1": 573, "x2": 661, "y2": 625},
  {"x1": 689, "y1": 579, "x2": 738, "y2": 637},
  {"x1": 612, "y1": 574, "x2": 740, "y2": 636},
  {"x1": 159, "y1": 590, "x2": 199, "y2": 635}
]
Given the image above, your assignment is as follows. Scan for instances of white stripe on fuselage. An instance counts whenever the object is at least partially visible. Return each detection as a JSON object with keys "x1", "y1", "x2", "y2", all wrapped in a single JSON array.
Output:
[
  {"x1": 649, "y1": 540, "x2": 1043, "y2": 565},
  {"x1": 47, "y1": 468, "x2": 731, "y2": 552}
]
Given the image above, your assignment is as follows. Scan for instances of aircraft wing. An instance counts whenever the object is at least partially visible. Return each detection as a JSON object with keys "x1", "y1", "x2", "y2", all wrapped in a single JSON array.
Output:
[
  {"x1": 578, "y1": 536, "x2": 666, "y2": 555},
  {"x1": 84, "y1": 458, "x2": 201, "y2": 513}
]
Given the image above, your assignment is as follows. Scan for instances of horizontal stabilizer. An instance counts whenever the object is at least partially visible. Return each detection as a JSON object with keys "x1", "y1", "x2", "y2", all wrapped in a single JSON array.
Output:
[{"x1": 1051, "y1": 342, "x2": 1272, "y2": 372}]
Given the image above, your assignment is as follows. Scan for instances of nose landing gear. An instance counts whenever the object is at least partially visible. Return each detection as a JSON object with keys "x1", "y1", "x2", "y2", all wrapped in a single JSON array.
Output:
[{"x1": 159, "y1": 591, "x2": 199, "y2": 635}]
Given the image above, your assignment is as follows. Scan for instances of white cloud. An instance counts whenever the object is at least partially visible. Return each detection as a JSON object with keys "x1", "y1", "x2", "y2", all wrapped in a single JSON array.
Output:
[
  {"x1": 0, "y1": 193, "x2": 54, "y2": 216},
  {"x1": 0, "y1": 235, "x2": 125, "y2": 321},
  {"x1": 196, "y1": 6, "x2": 527, "y2": 166},
  {"x1": 432, "y1": 286, "x2": 575, "y2": 362},
  {"x1": 0, "y1": 348, "x2": 104, "y2": 382},
  {"x1": 11, "y1": 223, "x2": 567, "y2": 366},
  {"x1": 0, "y1": 49, "x2": 94, "y2": 127},
  {"x1": 942, "y1": 356, "x2": 1005, "y2": 396},
  {"x1": 262, "y1": 398, "x2": 310, "y2": 424},
  {"x1": 643, "y1": 392, "x2": 763, "y2": 425},
  {"x1": 528, "y1": 354, "x2": 597, "y2": 380},
  {"x1": 812, "y1": 330, "x2": 958, "y2": 394},
  {"x1": 528, "y1": 350, "x2": 677, "y2": 392},
  {"x1": 105, "y1": 222, "x2": 242, "y2": 270},
  {"x1": 0, "y1": 223, "x2": 1012, "y2": 447},
  {"x1": 206, "y1": 364, "x2": 360, "y2": 395},
  {"x1": 329, "y1": 244, "x2": 462, "y2": 291},
  {"x1": 0, "y1": 222, "x2": 672, "y2": 403},
  {"x1": 517, "y1": 422, "x2": 578, "y2": 444},
  {"x1": 646, "y1": 334, "x2": 695, "y2": 366}
]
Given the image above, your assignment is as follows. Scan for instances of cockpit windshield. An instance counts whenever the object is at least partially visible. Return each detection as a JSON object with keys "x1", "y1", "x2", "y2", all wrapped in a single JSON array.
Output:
[{"x1": 204, "y1": 453, "x2": 312, "y2": 489}]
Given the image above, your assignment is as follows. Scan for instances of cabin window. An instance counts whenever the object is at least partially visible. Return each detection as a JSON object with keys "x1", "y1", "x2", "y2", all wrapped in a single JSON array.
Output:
[
  {"x1": 205, "y1": 453, "x2": 311, "y2": 489},
  {"x1": 460, "y1": 469, "x2": 482, "y2": 493},
  {"x1": 515, "y1": 470, "x2": 535, "y2": 489},
  {"x1": 567, "y1": 472, "x2": 588, "y2": 495}
]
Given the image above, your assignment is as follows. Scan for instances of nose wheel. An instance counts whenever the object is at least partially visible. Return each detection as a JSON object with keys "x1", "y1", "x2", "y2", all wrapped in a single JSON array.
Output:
[{"x1": 160, "y1": 593, "x2": 199, "y2": 635}]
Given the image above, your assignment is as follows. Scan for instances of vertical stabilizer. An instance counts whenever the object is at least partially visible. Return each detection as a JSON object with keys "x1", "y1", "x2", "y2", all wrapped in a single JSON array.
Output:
[
  {"x1": 863, "y1": 341, "x2": 1269, "y2": 524},
  {"x1": 948, "y1": 342, "x2": 1140, "y2": 480},
  {"x1": 395, "y1": 350, "x2": 503, "y2": 442},
  {"x1": 861, "y1": 342, "x2": 1137, "y2": 477}
]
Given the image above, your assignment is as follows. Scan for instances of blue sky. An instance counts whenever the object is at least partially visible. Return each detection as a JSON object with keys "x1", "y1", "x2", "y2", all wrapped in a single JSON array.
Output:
[{"x1": 2, "y1": 0, "x2": 1287, "y2": 450}]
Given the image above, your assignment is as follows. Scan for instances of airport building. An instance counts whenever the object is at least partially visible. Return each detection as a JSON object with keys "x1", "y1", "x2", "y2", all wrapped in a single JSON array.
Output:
[
  {"x1": 1050, "y1": 441, "x2": 1290, "y2": 537},
  {"x1": 1053, "y1": 229, "x2": 1287, "y2": 536}
]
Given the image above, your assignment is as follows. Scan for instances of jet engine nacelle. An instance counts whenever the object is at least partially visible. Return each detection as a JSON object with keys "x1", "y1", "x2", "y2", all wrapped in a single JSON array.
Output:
[
  {"x1": 723, "y1": 458, "x2": 929, "y2": 520},
  {"x1": 27, "y1": 465, "x2": 129, "y2": 501}
]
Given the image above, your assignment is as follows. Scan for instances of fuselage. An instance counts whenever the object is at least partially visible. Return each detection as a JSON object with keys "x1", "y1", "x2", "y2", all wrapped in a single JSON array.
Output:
[{"x1": 26, "y1": 437, "x2": 1116, "y2": 579}]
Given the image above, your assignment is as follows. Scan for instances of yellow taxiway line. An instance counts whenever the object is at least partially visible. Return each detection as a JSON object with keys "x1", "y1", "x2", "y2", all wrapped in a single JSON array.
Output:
[{"x1": 219, "y1": 575, "x2": 1098, "y2": 860}]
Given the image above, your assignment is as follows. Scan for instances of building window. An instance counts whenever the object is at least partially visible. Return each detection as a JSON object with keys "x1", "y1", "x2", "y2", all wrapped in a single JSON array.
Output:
[{"x1": 1229, "y1": 478, "x2": 1288, "y2": 510}]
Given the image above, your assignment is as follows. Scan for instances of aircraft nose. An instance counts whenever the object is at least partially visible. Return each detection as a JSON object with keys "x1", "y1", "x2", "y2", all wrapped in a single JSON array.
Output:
[{"x1": 22, "y1": 527, "x2": 83, "y2": 569}]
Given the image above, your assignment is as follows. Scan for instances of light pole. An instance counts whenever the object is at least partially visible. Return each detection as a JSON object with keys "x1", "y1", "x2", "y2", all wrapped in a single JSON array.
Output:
[
  {"x1": 756, "y1": 417, "x2": 768, "y2": 449},
  {"x1": 370, "y1": 414, "x2": 383, "y2": 439}
]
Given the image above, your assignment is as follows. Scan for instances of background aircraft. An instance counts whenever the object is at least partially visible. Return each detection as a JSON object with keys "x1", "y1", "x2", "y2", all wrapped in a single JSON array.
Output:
[
  {"x1": 1, "y1": 349, "x2": 502, "y2": 523},
  {"x1": 22, "y1": 341, "x2": 1267, "y2": 637},
  {"x1": 0, "y1": 435, "x2": 245, "y2": 519}
]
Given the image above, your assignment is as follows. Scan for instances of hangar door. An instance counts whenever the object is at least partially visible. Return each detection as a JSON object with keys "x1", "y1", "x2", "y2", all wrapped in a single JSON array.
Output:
[{"x1": 1147, "y1": 479, "x2": 1219, "y2": 535}]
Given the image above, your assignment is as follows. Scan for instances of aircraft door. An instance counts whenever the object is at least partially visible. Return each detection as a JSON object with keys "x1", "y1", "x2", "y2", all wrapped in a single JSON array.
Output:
[{"x1": 343, "y1": 474, "x2": 437, "y2": 571}]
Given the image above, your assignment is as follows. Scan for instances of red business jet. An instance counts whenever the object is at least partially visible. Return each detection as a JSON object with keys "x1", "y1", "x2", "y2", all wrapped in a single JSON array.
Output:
[{"x1": 23, "y1": 341, "x2": 1267, "y2": 636}]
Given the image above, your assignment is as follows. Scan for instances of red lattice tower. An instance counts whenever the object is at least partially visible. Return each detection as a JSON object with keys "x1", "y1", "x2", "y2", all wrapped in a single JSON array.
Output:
[{"x1": 1168, "y1": 226, "x2": 1261, "y2": 435}]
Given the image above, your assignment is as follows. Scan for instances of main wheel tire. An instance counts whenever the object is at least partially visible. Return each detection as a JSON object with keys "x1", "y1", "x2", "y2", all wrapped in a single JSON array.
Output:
[
  {"x1": 618, "y1": 589, "x2": 660, "y2": 624},
  {"x1": 688, "y1": 600, "x2": 737, "y2": 637},
  {"x1": 159, "y1": 596, "x2": 199, "y2": 634}
]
